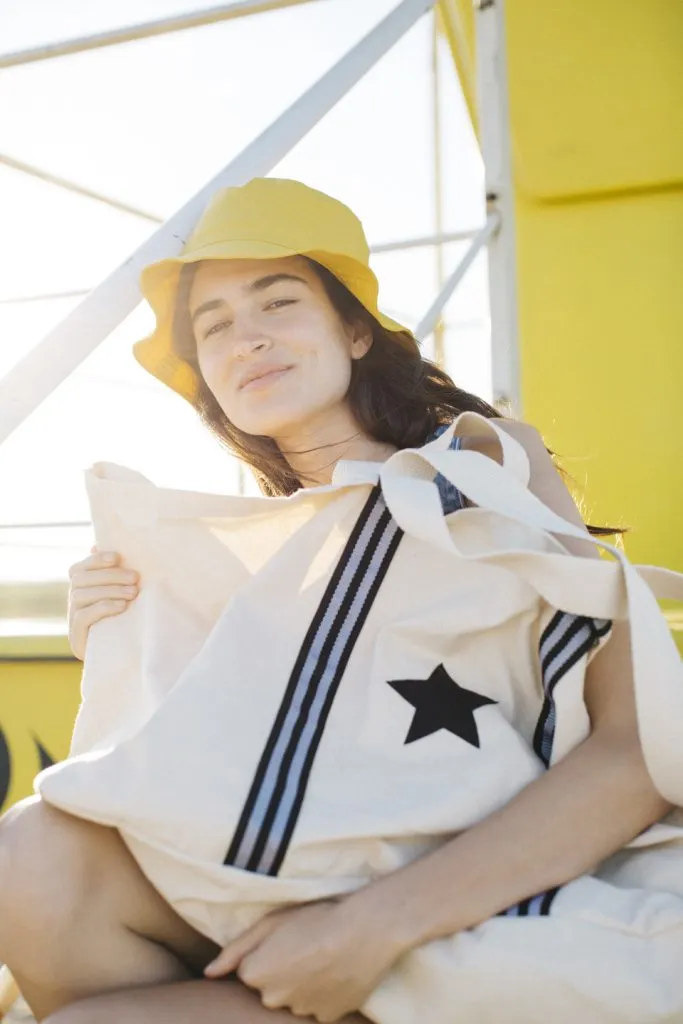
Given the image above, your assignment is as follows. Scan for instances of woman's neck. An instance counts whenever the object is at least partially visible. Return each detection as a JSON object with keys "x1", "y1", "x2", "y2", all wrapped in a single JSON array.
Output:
[{"x1": 275, "y1": 414, "x2": 397, "y2": 488}]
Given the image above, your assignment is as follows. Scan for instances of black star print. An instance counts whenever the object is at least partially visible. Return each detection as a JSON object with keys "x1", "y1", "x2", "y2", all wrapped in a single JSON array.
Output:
[{"x1": 387, "y1": 664, "x2": 497, "y2": 747}]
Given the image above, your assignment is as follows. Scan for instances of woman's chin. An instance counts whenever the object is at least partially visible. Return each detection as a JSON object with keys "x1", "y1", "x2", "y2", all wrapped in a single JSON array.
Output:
[{"x1": 232, "y1": 409, "x2": 306, "y2": 440}]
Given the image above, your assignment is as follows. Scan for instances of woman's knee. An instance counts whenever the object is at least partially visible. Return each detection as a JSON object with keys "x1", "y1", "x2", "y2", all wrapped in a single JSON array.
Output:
[
  {"x1": 0, "y1": 797, "x2": 109, "y2": 979},
  {"x1": 0, "y1": 796, "x2": 217, "y2": 989}
]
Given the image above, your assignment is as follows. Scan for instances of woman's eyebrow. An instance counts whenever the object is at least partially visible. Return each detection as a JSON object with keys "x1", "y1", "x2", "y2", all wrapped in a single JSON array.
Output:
[
  {"x1": 191, "y1": 299, "x2": 224, "y2": 326},
  {"x1": 247, "y1": 273, "x2": 310, "y2": 293},
  {"x1": 191, "y1": 275, "x2": 309, "y2": 325}
]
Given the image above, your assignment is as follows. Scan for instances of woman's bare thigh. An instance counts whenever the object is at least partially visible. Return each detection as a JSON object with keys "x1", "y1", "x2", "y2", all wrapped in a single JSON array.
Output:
[
  {"x1": 1, "y1": 799, "x2": 219, "y2": 1016},
  {"x1": 85, "y1": 821, "x2": 220, "y2": 974},
  {"x1": 45, "y1": 977, "x2": 370, "y2": 1024}
]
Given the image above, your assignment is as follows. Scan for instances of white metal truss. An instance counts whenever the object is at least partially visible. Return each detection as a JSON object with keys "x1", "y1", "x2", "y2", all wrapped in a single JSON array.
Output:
[
  {"x1": 415, "y1": 211, "x2": 499, "y2": 340},
  {"x1": 474, "y1": 0, "x2": 520, "y2": 410},
  {"x1": 0, "y1": 0, "x2": 435, "y2": 447},
  {"x1": 0, "y1": 152, "x2": 162, "y2": 223},
  {"x1": 0, "y1": 0, "x2": 329, "y2": 69},
  {"x1": 371, "y1": 227, "x2": 480, "y2": 253},
  {"x1": 431, "y1": 7, "x2": 446, "y2": 366},
  {"x1": 0, "y1": 229, "x2": 481, "y2": 305},
  {"x1": 0, "y1": 0, "x2": 517, "y2": 445}
]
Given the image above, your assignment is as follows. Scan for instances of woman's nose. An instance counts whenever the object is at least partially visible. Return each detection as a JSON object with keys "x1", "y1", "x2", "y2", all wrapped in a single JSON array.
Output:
[{"x1": 233, "y1": 328, "x2": 272, "y2": 358}]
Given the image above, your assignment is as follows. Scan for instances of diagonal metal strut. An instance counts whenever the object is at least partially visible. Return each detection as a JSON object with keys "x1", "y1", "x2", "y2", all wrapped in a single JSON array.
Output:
[
  {"x1": 415, "y1": 211, "x2": 500, "y2": 341},
  {"x1": 0, "y1": 0, "x2": 330, "y2": 69},
  {"x1": 0, "y1": 0, "x2": 436, "y2": 447}
]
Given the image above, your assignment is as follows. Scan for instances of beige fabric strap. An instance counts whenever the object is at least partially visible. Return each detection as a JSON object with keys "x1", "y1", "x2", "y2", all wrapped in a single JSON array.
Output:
[{"x1": 377, "y1": 415, "x2": 683, "y2": 805}]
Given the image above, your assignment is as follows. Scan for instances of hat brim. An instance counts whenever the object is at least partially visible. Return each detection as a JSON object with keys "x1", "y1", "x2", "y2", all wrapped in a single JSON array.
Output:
[{"x1": 134, "y1": 240, "x2": 411, "y2": 402}]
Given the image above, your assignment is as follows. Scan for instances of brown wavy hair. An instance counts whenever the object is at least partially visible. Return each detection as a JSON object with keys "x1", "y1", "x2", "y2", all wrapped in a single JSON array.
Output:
[{"x1": 172, "y1": 258, "x2": 619, "y2": 536}]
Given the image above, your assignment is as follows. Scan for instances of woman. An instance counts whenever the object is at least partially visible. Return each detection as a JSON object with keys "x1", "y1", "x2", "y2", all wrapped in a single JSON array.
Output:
[{"x1": 2, "y1": 178, "x2": 682, "y2": 1024}]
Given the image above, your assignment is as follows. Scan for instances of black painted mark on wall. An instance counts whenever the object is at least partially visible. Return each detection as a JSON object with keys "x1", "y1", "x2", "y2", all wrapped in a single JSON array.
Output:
[
  {"x1": 0, "y1": 728, "x2": 10, "y2": 811},
  {"x1": 35, "y1": 738, "x2": 55, "y2": 772},
  {"x1": 0, "y1": 732, "x2": 57, "y2": 813}
]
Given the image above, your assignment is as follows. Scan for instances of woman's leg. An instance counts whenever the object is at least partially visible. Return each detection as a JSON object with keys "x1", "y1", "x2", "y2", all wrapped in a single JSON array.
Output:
[
  {"x1": 44, "y1": 977, "x2": 371, "y2": 1024},
  {"x1": 0, "y1": 797, "x2": 219, "y2": 1020}
]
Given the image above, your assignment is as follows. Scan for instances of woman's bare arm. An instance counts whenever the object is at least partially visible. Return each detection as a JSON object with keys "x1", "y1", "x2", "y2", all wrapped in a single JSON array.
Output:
[
  {"x1": 342, "y1": 422, "x2": 671, "y2": 952},
  {"x1": 462, "y1": 418, "x2": 601, "y2": 560}
]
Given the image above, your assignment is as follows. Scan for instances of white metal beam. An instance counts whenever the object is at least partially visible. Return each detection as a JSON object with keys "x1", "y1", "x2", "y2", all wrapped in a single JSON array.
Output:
[
  {"x1": 0, "y1": 0, "x2": 328, "y2": 69},
  {"x1": 0, "y1": 520, "x2": 90, "y2": 530},
  {"x1": 415, "y1": 211, "x2": 500, "y2": 341},
  {"x1": 0, "y1": 152, "x2": 162, "y2": 223},
  {"x1": 475, "y1": 0, "x2": 520, "y2": 410},
  {"x1": 371, "y1": 227, "x2": 479, "y2": 253},
  {"x1": 431, "y1": 7, "x2": 446, "y2": 365},
  {"x1": 0, "y1": 290, "x2": 90, "y2": 305},
  {"x1": 0, "y1": 0, "x2": 435, "y2": 447},
  {"x1": 0, "y1": 229, "x2": 481, "y2": 306}
]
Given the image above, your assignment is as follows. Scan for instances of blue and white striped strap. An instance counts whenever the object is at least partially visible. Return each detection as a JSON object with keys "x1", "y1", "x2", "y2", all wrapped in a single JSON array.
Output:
[
  {"x1": 432, "y1": 428, "x2": 465, "y2": 515},
  {"x1": 534, "y1": 611, "x2": 612, "y2": 767},
  {"x1": 497, "y1": 886, "x2": 561, "y2": 918},
  {"x1": 223, "y1": 485, "x2": 403, "y2": 876}
]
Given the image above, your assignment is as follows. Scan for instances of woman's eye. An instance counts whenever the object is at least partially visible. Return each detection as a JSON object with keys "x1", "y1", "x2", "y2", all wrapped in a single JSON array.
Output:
[
  {"x1": 201, "y1": 301, "x2": 295, "y2": 339},
  {"x1": 205, "y1": 321, "x2": 231, "y2": 338}
]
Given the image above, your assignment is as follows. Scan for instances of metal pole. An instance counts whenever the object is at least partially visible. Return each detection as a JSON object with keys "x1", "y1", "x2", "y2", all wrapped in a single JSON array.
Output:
[
  {"x1": 0, "y1": 152, "x2": 162, "y2": 223},
  {"x1": 0, "y1": 0, "x2": 328, "y2": 69},
  {"x1": 0, "y1": 0, "x2": 435, "y2": 447},
  {"x1": 0, "y1": 521, "x2": 90, "y2": 530},
  {"x1": 431, "y1": 7, "x2": 446, "y2": 366},
  {"x1": 475, "y1": 0, "x2": 520, "y2": 409},
  {"x1": 0, "y1": 290, "x2": 90, "y2": 305},
  {"x1": 370, "y1": 227, "x2": 478, "y2": 253},
  {"x1": 0, "y1": 229, "x2": 480, "y2": 306},
  {"x1": 415, "y1": 211, "x2": 500, "y2": 341}
]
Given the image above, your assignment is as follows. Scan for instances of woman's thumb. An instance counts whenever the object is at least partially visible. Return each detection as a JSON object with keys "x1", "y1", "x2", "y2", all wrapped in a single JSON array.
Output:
[{"x1": 204, "y1": 917, "x2": 274, "y2": 978}]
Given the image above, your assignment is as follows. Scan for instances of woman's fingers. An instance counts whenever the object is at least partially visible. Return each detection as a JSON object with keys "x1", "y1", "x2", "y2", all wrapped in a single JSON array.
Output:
[
  {"x1": 205, "y1": 917, "x2": 280, "y2": 978},
  {"x1": 69, "y1": 584, "x2": 139, "y2": 610},
  {"x1": 69, "y1": 549, "x2": 139, "y2": 592},
  {"x1": 69, "y1": 598, "x2": 130, "y2": 660},
  {"x1": 68, "y1": 567, "x2": 139, "y2": 591},
  {"x1": 69, "y1": 549, "x2": 121, "y2": 578},
  {"x1": 76, "y1": 598, "x2": 129, "y2": 622},
  {"x1": 69, "y1": 597, "x2": 131, "y2": 657},
  {"x1": 67, "y1": 548, "x2": 139, "y2": 660}
]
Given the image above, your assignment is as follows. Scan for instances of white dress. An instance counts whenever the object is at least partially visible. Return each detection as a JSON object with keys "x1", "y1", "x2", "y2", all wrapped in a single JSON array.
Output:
[{"x1": 37, "y1": 413, "x2": 683, "y2": 1023}]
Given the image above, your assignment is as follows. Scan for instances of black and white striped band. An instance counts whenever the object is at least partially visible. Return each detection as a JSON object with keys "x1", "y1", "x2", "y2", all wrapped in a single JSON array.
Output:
[{"x1": 224, "y1": 485, "x2": 403, "y2": 876}]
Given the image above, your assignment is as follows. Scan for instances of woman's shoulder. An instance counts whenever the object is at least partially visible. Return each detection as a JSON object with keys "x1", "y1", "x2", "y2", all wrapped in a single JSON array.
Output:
[
  {"x1": 428, "y1": 416, "x2": 547, "y2": 473},
  {"x1": 428, "y1": 417, "x2": 598, "y2": 559},
  {"x1": 458, "y1": 417, "x2": 545, "y2": 464},
  {"x1": 463, "y1": 417, "x2": 599, "y2": 559}
]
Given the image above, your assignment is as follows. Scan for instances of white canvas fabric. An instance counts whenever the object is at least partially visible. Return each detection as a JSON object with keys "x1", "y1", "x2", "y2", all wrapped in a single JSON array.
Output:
[{"x1": 37, "y1": 413, "x2": 683, "y2": 1023}]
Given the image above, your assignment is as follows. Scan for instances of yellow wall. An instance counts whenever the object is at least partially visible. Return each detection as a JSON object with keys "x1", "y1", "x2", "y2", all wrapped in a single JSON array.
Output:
[
  {"x1": 440, "y1": 1, "x2": 683, "y2": 647},
  {"x1": 438, "y1": 0, "x2": 477, "y2": 135},
  {"x1": 0, "y1": 643, "x2": 81, "y2": 814},
  {"x1": 505, "y1": 2, "x2": 683, "y2": 655},
  {"x1": 515, "y1": 188, "x2": 683, "y2": 560},
  {"x1": 504, "y1": 2, "x2": 683, "y2": 566}
]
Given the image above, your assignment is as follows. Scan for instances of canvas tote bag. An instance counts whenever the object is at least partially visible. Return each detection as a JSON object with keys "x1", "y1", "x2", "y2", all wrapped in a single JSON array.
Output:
[{"x1": 37, "y1": 413, "x2": 683, "y2": 1023}]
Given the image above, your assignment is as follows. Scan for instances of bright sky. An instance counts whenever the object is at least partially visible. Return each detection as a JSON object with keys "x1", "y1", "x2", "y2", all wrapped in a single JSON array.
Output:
[{"x1": 0, "y1": 0, "x2": 489, "y2": 584}]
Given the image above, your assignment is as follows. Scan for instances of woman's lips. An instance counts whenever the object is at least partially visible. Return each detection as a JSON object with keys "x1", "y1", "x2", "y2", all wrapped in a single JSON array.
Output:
[{"x1": 240, "y1": 367, "x2": 292, "y2": 392}]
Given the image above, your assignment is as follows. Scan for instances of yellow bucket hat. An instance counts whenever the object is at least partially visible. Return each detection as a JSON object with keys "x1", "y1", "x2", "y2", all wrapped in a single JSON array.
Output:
[{"x1": 134, "y1": 177, "x2": 411, "y2": 402}]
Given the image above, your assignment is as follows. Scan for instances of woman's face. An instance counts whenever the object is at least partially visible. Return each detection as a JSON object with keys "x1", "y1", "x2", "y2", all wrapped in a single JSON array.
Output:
[{"x1": 189, "y1": 257, "x2": 371, "y2": 439}]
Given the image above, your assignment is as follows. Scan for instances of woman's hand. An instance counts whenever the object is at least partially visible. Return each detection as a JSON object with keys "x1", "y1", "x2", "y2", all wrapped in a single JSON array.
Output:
[
  {"x1": 67, "y1": 547, "x2": 139, "y2": 660},
  {"x1": 204, "y1": 898, "x2": 406, "y2": 1023}
]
